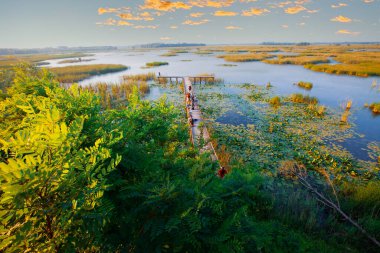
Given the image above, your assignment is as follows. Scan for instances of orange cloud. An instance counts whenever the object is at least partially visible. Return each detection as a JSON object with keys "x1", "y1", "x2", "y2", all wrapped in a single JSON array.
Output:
[
  {"x1": 225, "y1": 25, "x2": 243, "y2": 30},
  {"x1": 140, "y1": 0, "x2": 192, "y2": 12},
  {"x1": 170, "y1": 25, "x2": 178, "y2": 29},
  {"x1": 118, "y1": 12, "x2": 154, "y2": 21},
  {"x1": 182, "y1": 19, "x2": 210, "y2": 25},
  {"x1": 96, "y1": 18, "x2": 117, "y2": 26},
  {"x1": 331, "y1": 3, "x2": 347, "y2": 8},
  {"x1": 284, "y1": 5, "x2": 306, "y2": 14},
  {"x1": 331, "y1": 15, "x2": 352, "y2": 23},
  {"x1": 118, "y1": 20, "x2": 133, "y2": 26},
  {"x1": 134, "y1": 25, "x2": 159, "y2": 29},
  {"x1": 336, "y1": 29, "x2": 360, "y2": 35},
  {"x1": 214, "y1": 10, "x2": 238, "y2": 16},
  {"x1": 190, "y1": 12, "x2": 204, "y2": 17},
  {"x1": 189, "y1": 0, "x2": 235, "y2": 8},
  {"x1": 242, "y1": 8, "x2": 269, "y2": 16},
  {"x1": 98, "y1": 8, "x2": 122, "y2": 15},
  {"x1": 160, "y1": 37, "x2": 172, "y2": 40}
]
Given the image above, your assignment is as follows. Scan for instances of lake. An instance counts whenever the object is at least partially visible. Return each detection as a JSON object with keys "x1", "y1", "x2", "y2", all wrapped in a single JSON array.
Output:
[{"x1": 42, "y1": 49, "x2": 380, "y2": 161}]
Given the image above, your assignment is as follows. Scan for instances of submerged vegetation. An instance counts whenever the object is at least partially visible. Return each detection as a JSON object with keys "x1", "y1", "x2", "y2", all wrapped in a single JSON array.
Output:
[{"x1": 49, "y1": 64, "x2": 128, "y2": 83}]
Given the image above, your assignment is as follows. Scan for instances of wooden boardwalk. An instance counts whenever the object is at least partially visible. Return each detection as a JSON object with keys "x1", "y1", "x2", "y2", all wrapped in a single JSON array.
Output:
[{"x1": 183, "y1": 77, "x2": 219, "y2": 162}]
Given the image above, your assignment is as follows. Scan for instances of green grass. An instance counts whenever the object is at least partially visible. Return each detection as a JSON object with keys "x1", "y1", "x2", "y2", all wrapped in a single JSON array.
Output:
[
  {"x1": 145, "y1": 61, "x2": 169, "y2": 67},
  {"x1": 49, "y1": 64, "x2": 128, "y2": 83},
  {"x1": 296, "y1": 81, "x2": 313, "y2": 90}
]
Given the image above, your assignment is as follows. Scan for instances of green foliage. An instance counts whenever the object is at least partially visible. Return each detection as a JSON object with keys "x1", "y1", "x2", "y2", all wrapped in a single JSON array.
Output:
[{"x1": 0, "y1": 66, "x2": 378, "y2": 252}]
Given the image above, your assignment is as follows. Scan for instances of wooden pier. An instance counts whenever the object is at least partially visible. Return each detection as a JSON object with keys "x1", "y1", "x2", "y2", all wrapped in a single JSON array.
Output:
[
  {"x1": 157, "y1": 75, "x2": 215, "y2": 85},
  {"x1": 183, "y1": 77, "x2": 219, "y2": 162}
]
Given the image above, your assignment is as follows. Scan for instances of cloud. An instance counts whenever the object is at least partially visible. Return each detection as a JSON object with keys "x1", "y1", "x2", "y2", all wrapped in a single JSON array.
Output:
[
  {"x1": 331, "y1": 15, "x2": 352, "y2": 23},
  {"x1": 96, "y1": 18, "x2": 117, "y2": 26},
  {"x1": 98, "y1": 7, "x2": 132, "y2": 15},
  {"x1": 336, "y1": 29, "x2": 360, "y2": 35},
  {"x1": 140, "y1": 0, "x2": 192, "y2": 12},
  {"x1": 134, "y1": 25, "x2": 159, "y2": 29},
  {"x1": 189, "y1": 0, "x2": 235, "y2": 8},
  {"x1": 182, "y1": 19, "x2": 210, "y2": 25},
  {"x1": 284, "y1": 5, "x2": 306, "y2": 14},
  {"x1": 331, "y1": 3, "x2": 348, "y2": 8},
  {"x1": 160, "y1": 37, "x2": 172, "y2": 40},
  {"x1": 225, "y1": 25, "x2": 243, "y2": 30},
  {"x1": 118, "y1": 12, "x2": 154, "y2": 21},
  {"x1": 281, "y1": 24, "x2": 289, "y2": 28},
  {"x1": 170, "y1": 25, "x2": 178, "y2": 29},
  {"x1": 363, "y1": 0, "x2": 374, "y2": 3},
  {"x1": 241, "y1": 8, "x2": 270, "y2": 16},
  {"x1": 214, "y1": 10, "x2": 238, "y2": 16},
  {"x1": 117, "y1": 20, "x2": 133, "y2": 26},
  {"x1": 190, "y1": 12, "x2": 204, "y2": 17}
]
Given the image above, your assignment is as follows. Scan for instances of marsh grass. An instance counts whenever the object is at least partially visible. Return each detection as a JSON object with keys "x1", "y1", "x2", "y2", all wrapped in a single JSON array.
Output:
[
  {"x1": 82, "y1": 80, "x2": 149, "y2": 109},
  {"x1": 219, "y1": 53, "x2": 271, "y2": 62},
  {"x1": 123, "y1": 72, "x2": 156, "y2": 82},
  {"x1": 264, "y1": 55, "x2": 329, "y2": 65},
  {"x1": 0, "y1": 53, "x2": 92, "y2": 69},
  {"x1": 341, "y1": 110, "x2": 350, "y2": 123},
  {"x1": 58, "y1": 58, "x2": 94, "y2": 64},
  {"x1": 296, "y1": 81, "x2": 313, "y2": 90},
  {"x1": 289, "y1": 93, "x2": 319, "y2": 105},
  {"x1": 345, "y1": 100, "x2": 353, "y2": 110},
  {"x1": 145, "y1": 61, "x2": 169, "y2": 67},
  {"x1": 269, "y1": 96, "x2": 281, "y2": 107},
  {"x1": 50, "y1": 64, "x2": 128, "y2": 83},
  {"x1": 369, "y1": 103, "x2": 380, "y2": 114}
]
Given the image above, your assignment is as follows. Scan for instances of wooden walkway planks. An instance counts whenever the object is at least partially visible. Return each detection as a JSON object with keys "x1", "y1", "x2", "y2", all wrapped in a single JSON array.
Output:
[{"x1": 183, "y1": 77, "x2": 219, "y2": 162}]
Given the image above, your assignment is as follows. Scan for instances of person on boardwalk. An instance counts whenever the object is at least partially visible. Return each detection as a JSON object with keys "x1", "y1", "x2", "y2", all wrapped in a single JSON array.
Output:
[
  {"x1": 158, "y1": 72, "x2": 161, "y2": 76},
  {"x1": 217, "y1": 166, "x2": 227, "y2": 178}
]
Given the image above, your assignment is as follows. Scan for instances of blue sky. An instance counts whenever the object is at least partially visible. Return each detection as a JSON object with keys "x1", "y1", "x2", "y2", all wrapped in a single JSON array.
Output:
[{"x1": 0, "y1": 0, "x2": 379, "y2": 48}]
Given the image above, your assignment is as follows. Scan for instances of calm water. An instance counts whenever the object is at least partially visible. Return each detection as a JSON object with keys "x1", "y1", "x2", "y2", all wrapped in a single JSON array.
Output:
[{"x1": 43, "y1": 50, "x2": 380, "y2": 161}]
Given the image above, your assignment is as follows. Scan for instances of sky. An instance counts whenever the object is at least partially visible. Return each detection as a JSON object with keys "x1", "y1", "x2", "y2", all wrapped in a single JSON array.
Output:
[{"x1": 0, "y1": 0, "x2": 380, "y2": 48}]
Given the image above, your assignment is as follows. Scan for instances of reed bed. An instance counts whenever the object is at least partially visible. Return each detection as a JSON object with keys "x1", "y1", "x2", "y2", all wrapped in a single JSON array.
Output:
[
  {"x1": 289, "y1": 93, "x2": 319, "y2": 105},
  {"x1": 82, "y1": 80, "x2": 149, "y2": 108},
  {"x1": 145, "y1": 61, "x2": 169, "y2": 67},
  {"x1": 264, "y1": 55, "x2": 329, "y2": 65},
  {"x1": 369, "y1": 103, "x2": 380, "y2": 114},
  {"x1": 0, "y1": 53, "x2": 92, "y2": 69},
  {"x1": 296, "y1": 81, "x2": 313, "y2": 90},
  {"x1": 305, "y1": 63, "x2": 380, "y2": 77},
  {"x1": 123, "y1": 72, "x2": 156, "y2": 82},
  {"x1": 58, "y1": 58, "x2": 94, "y2": 64},
  {"x1": 50, "y1": 64, "x2": 128, "y2": 83},
  {"x1": 219, "y1": 53, "x2": 271, "y2": 62}
]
